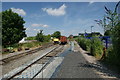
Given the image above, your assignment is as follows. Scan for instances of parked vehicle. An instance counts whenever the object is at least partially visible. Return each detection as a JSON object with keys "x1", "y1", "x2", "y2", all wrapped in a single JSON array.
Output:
[
  {"x1": 60, "y1": 36, "x2": 67, "y2": 45},
  {"x1": 53, "y1": 38, "x2": 60, "y2": 44}
]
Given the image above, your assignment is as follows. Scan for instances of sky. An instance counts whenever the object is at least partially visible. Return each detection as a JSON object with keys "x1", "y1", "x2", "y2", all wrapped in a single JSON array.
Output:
[{"x1": 2, "y1": 2, "x2": 118, "y2": 37}]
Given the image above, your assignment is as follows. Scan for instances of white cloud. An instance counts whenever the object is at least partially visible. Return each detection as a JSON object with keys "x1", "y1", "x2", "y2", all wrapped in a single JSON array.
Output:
[
  {"x1": 31, "y1": 23, "x2": 49, "y2": 27},
  {"x1": 11, "y1": 8, "x2": 26, "y2": 16},
  {"x1": 89, "y1": 1, "x2": 95, "y2": 5},
  {"x1": 42, "y1": 4, "x2": 67, "y2": 16},
  {"x1": 33, "y1": 29, "x2": 40, "y2": 31}
]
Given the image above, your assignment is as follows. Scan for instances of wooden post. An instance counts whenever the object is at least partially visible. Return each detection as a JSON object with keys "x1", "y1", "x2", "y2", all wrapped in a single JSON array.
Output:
[{"x1": 101, "y1": 47, "x2": 106, "y2": 60}]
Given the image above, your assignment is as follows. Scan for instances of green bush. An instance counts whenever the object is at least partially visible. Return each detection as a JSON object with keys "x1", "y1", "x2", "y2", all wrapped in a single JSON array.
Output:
[
  {"x1": 26, "y1": 36, "x2": 36, "y2": 40},
  {"x1": 77, "y1": 38, "x2": 91, "y2": 51},
  {"x1": 44, "y1": 35, "x2": 51, "y2": 42},
  {"x1": 105, "y1": 46, "x2": 114, "y2": 63},
  {"x1": 107, "y1": 22, "x2": 120, "y2": 67},
  {"x1": 36, "y1": 31, "x2": 51, "y2": 42},
  {"x1": 36, "y1": 32, "x2": 44, "y2": 42},
  {"x1": 77, "y1": 37, "x2": 103, "y2": 58},
  {"x1": 91, "y1": 38, "x2": 103, "y2": 58}
]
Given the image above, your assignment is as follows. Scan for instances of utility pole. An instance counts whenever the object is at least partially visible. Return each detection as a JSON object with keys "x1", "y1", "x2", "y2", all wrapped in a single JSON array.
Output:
[
  {"x1": 91, "y1": 26, "x2": 94, "y2": 34},
  {"x1": 85, "y1": 29, "x2": 86, "y2": 33},
  {"x1": 90, "y1": 26, "x2": 94, "y2": 55},
  {"x1": 84, "y1": 29, "x2": 86, "y2": 37}
]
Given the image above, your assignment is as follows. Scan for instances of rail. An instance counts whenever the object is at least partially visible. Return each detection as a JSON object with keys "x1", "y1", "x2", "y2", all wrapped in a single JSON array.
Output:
[{"x1": 2, "y1": 46, "x2": 58, "y2": 79}]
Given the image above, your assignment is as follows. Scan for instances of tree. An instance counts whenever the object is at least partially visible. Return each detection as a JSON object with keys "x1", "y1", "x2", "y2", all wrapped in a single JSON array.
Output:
[
  {"x1": 94, "y1": 16, "x2": 107, "y2": 34},
  {"x1": 104, "y1": 30, "x2": 111, "y2": 36},
  {"x1": 44, "y1": 34, "x2": 51, "y2": 42},
  {"x1": 26, "y1": 36, "x2": 36, "y2": 40},
  {"x1": 52, "y1": 31, "x2": 61, "y2": 38},
  {"x1": 36, "y1": 30, "x2": 44, "y2": 42},
  {"x1": 0, "y1": 26, "x2": 1, "y2": 44},
  {"x1": 94, "y1": 1, "x2": 120, "y2": 35},
  {"x1": 102, "y1": 2, "x2": 120, "y2": 67},
  {"x1": 2, "y1": 9, "x2": 26, "y2": 47},
  {"x1": 104, "y1": 5, "x2": 119, "y2": 30},
  {"x1": 110, "y1": 2, "x2": 120, "y2": 67},
  {"x1": 110, "y1": 22, "x2": 120, "y2": 66}
]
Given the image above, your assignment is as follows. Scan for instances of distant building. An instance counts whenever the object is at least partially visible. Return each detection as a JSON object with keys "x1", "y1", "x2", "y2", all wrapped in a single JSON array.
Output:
[
  {"x1": 91, "y1": 32, "x2": 103, "y2": 36},
  {"x1": 78, "y1": 32, "x2": 102, "y2": 37},
  {"x1": 78, "y1": 33, "x2": 84, "y2": 36},
  {"x1": 19, "y1": 37, "x2": 26, "y2": 43},
  {"x1": 19, "y1": 37, "x2": 37, "y2": 43}
]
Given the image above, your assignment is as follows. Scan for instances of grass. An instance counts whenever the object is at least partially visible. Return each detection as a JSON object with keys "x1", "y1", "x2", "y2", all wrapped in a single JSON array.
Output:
[
  {"x1": 2, "y1": 41, "x2": 45, "y2": 54},
  {"x1": 20, "y1": 41, "x2": 41, "y2": 49}
]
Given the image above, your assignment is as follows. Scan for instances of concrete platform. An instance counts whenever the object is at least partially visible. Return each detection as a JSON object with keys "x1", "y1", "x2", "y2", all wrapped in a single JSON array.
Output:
[
  {"x1": 35, "y1": 57, "x2": 64, "y2": 78},
  {"x1": 51, "y1": 42, "x2": 101, "y2": 78}
]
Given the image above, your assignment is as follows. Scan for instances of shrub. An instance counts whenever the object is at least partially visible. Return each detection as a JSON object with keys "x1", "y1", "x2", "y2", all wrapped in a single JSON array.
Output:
[
  {"x1": 77, "y1": 37, "x2": 104, "y2": 59},
  {"x1": 26, "y1": 36, "x2": 36, "y2": 40},
  {"x1": 44, "y1": 35, "x2": 51, "y2": 42},
  {"x1": 77, "y1": 38, "x2": 91, "y2": 51},
  {"x1": 107, "y1": 22, "x2": 120, "y2": 67},
  {"x1": 36, "y1": 32, "x2": 44, "y2": 42},
  {"x1": 91, "y1": 38, "x2": 103, "y2": 58},
  {"x1": 105, "y1": 46, "x2": 114, "y2": 63}
]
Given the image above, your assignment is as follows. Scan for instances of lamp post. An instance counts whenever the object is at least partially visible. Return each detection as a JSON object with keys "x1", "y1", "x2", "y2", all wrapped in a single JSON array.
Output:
[
  {"x1": 90, "y1": 26, "x2": 94, "y2": 55},
  {"x1": 91, "y1": 26, "x2": 94, "y2": 34},
  {"x1": 84, "y1": 29, "x2": 87, "y2": 37}
]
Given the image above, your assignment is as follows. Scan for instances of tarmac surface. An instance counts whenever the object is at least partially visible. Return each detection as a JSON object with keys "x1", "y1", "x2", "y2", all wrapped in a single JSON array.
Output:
[
  {"x1": 52, "y1": 41, "x2": 102, "y2": 78},
  {"x1": 52, "y1": 52, "x2": 102, "y2": 78}
]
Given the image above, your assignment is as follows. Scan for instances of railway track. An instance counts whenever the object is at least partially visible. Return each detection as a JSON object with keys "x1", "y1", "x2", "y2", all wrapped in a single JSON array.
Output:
[
  {"x1": 2, "y1": 45, "x2": 64, "y2": 80},
  {"x1": 1, "y1": 43, "x2": 53, "y2": 65}
]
